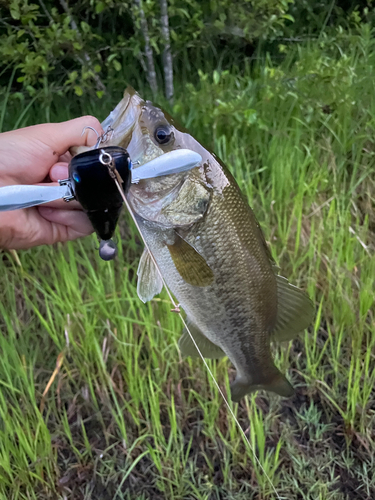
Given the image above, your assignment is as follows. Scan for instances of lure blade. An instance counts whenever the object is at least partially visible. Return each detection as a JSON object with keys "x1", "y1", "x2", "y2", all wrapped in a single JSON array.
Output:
[
  {"x1": 131, "y1": 149, "x2": 202, "y2": 183},
  {"x1": 0, "y1": 184, "x2": 69, "y2": 212}
]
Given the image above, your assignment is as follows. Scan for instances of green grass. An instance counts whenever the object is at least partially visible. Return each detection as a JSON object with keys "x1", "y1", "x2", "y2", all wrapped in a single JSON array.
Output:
[{"x1": 1, "y1": 31, "x2": 375, "y2": 499}]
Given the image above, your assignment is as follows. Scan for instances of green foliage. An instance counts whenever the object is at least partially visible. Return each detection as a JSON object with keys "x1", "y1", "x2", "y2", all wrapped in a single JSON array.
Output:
[
  {"x1": 3, "y1": 0, "x2": 375, "y2": 103},
  {"x1": 287, "y1": 0, "x2": 375, "y2": 36},
  {"x1": 0, "y1": 0, "x2": 295, "y2": 101},
  {"x1": 1, "y1": 0, "x2": 131, "y2": 99}
]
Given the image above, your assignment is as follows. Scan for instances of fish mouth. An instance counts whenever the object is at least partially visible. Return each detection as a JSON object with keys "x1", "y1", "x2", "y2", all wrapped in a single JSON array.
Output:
[{"x1": 102, "y1": 87, "x2": 147, "y2": 163}]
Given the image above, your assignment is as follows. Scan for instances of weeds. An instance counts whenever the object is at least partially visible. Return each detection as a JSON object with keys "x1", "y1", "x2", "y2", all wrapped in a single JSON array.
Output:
[{"x1": 1, "y1": 31, "x2": 375, "y2": 499}]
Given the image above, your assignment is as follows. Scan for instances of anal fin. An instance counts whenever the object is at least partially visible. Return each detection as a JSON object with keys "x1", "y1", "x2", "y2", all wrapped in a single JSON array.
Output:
[
  {"x1": 137, "y1": 248, "x2": 163, "y2": 303},
  {"x1": 178, "y1": 319, "x2": 225, "y2": 359}
]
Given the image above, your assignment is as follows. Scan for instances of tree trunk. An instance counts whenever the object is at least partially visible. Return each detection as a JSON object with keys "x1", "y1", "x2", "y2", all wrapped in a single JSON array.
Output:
[
  {"x1": 133, "y1": 0, "x2": 158, "y2": 96},
  {"x1": 159, "y1": 0, "x2": 173, "y2": 103}
]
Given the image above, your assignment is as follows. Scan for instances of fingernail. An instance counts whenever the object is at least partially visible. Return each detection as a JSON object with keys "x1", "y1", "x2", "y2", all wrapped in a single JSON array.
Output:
[{"x1": 50, "y1": 164, "x2": 69, "y2": 182}]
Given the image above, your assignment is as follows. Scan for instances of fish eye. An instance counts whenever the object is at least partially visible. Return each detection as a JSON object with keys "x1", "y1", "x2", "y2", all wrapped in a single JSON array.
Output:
[{"x1": 154, "y1": 125, "x2": 173, "y2": 145}]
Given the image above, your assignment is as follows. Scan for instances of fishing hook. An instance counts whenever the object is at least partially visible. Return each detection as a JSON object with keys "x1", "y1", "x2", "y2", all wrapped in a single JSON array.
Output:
[
  {"x1": 81, "y1": 125, "x2": 114, "y2": 149},
  {"x1": 101, "y1": 125, "x2": 114, "y2": 143},
  {"x1": 81, "y1": 125, "x2": 102, "y2": 148}
]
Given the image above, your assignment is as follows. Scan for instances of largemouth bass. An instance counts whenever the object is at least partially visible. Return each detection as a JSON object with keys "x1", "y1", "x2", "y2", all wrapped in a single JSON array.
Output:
[{"x1": 102, "y1": 87, "x2": 314, "y2": 402}]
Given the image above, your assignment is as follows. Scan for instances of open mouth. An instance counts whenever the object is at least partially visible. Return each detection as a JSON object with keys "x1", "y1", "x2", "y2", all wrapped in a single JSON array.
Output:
[
  {"x1": 102, "y1": 89, "x2": 145, "y2": 159},
  {"x1": 101, "y1": 88, "x2": 167, "y2": 170}
]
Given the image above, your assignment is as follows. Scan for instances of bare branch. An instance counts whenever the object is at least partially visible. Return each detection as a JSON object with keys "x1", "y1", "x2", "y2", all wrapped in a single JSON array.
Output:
[
  {"x1": 159, "y1": 0, "x2": 173, "y2": 103},
  {"x1": 133, "y1": 0, "x2": 158, "y2": 96},
  {"x1": 38, "y1": 0, "x2": 54, "y2": 24}
]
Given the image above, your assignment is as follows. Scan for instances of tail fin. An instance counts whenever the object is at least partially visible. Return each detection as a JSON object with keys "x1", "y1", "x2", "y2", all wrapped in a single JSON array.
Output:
[{"x1": 230, "y1": 371, "x2": 294, "y2": 402}]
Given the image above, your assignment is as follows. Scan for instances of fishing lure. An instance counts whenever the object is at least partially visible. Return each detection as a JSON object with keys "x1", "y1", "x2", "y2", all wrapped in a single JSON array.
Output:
[
  {"x1": 67, "y1": 145, "x2": 131, "y2": 260},
  {"x1": 0, "y1": 127, "x2": 202, "y2": 260}
]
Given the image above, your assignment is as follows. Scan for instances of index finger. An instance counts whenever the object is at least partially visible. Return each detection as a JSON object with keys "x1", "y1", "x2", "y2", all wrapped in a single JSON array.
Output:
[
  {"x1": 29, "y1": 116, "x2": 104, "y2": 157},
  {"x1": 0, "y1": 116, "x2": 105, "y2": 187}
]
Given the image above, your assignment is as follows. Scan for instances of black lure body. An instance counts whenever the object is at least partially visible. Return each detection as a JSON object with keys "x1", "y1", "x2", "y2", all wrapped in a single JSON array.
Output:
[{"x1": 69, "y1": 146, "x2": 131, "y2": 260}]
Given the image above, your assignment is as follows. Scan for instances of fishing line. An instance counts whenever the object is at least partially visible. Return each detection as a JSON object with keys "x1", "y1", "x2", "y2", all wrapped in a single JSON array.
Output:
[{"x1": 104, "y1": 154, "x2": 281, "y2": 500}]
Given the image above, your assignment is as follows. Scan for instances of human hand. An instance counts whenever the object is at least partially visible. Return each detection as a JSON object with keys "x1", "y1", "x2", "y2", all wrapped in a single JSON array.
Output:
[{"x1": 0, "y1": 116, "x2": 103, "y2": 250}]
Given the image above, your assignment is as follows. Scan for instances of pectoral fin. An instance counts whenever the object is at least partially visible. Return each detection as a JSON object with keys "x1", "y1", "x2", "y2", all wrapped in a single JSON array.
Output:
[
  {"x1": 167, "y1": 234, "x2": 214, "y2": 287},
  {"x1": 137, "y1": 248, "x2": 163, "y2": 303},
  {"x1": 178, "y1": 320, "x2": 225, "y2": 359},
  {"x1": 271, "y1": 275, "x2": 315, "y2": 342}
]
